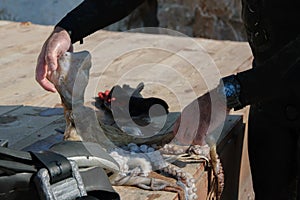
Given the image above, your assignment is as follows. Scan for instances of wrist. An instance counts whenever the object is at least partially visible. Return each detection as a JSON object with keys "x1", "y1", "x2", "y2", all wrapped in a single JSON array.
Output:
[
  {"x1": 53, "y1": 26, "x2": 67, "y2": 33},
  {"x1": 53, "y1": 26, "x2": 71, "y2": 40},
  {"x1": 217, "y1": 75, "x2": 243, "y2": 110},
  {"x1": 55, "y1": 23, "x2": 83, "y2": 44},
  {"x1": 50, "y1": 26, "x2": 72, "y2": 48}
]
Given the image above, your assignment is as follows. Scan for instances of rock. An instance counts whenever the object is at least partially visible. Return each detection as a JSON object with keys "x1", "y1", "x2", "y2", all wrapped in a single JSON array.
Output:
[{"x1": 106, "y1": 0, "x2": 246, "y2": 41}]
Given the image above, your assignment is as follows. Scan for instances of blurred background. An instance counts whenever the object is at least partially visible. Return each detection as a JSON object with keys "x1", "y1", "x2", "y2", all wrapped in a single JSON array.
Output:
[{"x1": 0, "y1": 0, "x2": 246, "y2": 41}]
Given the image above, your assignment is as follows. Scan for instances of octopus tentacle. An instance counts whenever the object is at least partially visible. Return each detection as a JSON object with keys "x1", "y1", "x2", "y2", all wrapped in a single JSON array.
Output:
[
  {"x1": 162, "y1": 163, "x2": 198, "y2": 200},
  {"x1": 209, "y1": 144, "x2": 224, "y2": 200},
  {"x1": 50, "y1": 51, "x2": 225, "y2": 199}
]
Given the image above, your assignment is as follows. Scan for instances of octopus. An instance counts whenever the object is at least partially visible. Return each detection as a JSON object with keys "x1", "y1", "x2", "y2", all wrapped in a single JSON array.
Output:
[{"x1": 49, "y1": 51, "x2": 224, "y2": 200}]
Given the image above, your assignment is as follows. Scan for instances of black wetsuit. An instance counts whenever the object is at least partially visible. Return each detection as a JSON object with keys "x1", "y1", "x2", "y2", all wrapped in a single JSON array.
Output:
[
  {"x1": 57, "y1": 1, "x2": 300, "y2": 199},
  {"x1": 57, "y1": 0, "x2": 145, "y2": 43},
  {"x1": 239, "y1": 1, "x2": 300, "y2": 199}
]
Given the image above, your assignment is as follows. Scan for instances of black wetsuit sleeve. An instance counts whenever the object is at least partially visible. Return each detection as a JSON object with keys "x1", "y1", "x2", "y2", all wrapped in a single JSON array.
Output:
[
  {"x1": 56, "y1": 0, "x2": 145, "y2": 43},
  {"x1": 235, "y1": 35, "x2": 300, "y2": 107}
]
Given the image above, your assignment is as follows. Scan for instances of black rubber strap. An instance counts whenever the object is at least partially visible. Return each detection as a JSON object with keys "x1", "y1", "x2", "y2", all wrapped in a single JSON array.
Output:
[
  {"x1": 50, "y1": 141, "x2": 119, "y2": 172},
  {"x1": 80, "y1": 167, "x2": 120, "y2": 200},
  {"x1": 30, "y1": 151, "x2": 72, "y2": 184},
  {"x1": 0, "y1": 142, "x2": 120, "y2": 200},
  {"x1": 0, "y1": 146, "x2": 32, "y2": 162},
  {"x1": 0, "y1": 160, "x2": 36, "y2": 173}
]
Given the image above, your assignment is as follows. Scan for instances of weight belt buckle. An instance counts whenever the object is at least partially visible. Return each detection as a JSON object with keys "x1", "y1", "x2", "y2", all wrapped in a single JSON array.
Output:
[{"x1": 34, "y1": 160, "x2": 87, "y2": 200}]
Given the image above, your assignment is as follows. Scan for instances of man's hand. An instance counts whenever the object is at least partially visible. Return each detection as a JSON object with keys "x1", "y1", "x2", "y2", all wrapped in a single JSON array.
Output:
[
  {"x1": 173, "y1": 88, "x2": 228, "y2": 146},
  {"x1": 35, "y1": 26, "x2": 73, "y2": 92}
]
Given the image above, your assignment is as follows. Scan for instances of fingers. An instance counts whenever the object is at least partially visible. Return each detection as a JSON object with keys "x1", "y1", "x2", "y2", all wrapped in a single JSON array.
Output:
[
  {"x1": 38, "y1": 77, "x2": 57, "y2": 92},
  {"x1": 44, "y1": 31, "x2": 64, "y2": 72},
  {"x1": 45, "y1": 43, "x2": 59, "y2": 72},
  {"x1": 35, "y1": 27, "x2": 71, "y2": 92},
  {"x1": 35, "y1": 50, "x2": 57, "y2": 92}
]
